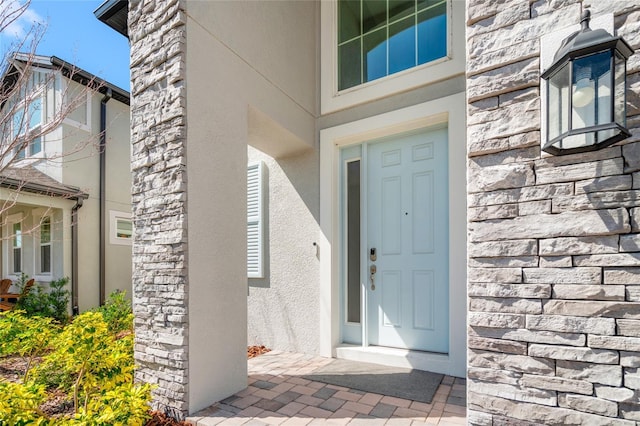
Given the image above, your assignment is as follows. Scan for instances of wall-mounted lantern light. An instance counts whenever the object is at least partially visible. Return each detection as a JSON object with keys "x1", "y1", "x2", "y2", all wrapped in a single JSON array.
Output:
[{"x1": 541, "y1": 10, "x2": 634, "y2": 155}]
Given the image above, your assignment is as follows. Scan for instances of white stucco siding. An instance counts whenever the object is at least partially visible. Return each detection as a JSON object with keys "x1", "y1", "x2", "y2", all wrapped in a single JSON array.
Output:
[
  {"x1": 185, "y1": 0, "x2": 317, "y2": 156},
  {"x1": 57, "y1": 89, "x2": 131, "y2": 311},
  {"x1": 104, "y1": 98, "x2": 132, "y2": 301},
  {"x1": 185, "y1": 0, "x2": 317, "y2": 116},
  {"x1": 184, "y1": 0, "x2": 318, "y2": 412},
  {"x1": 247, "y1": 146, "x2": 321, "y2": 354}
]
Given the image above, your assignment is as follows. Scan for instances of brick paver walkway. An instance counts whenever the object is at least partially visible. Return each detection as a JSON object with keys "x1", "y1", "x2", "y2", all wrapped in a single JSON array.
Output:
[{"x1": 187, "y1": 351, "x2": 466, "y2": 425}]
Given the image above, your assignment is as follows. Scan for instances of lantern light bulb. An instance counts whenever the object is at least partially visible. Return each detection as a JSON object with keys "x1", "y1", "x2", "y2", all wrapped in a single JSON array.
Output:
[{"x1": 573, "y1": 78, "x2": 595, "y2": 108}]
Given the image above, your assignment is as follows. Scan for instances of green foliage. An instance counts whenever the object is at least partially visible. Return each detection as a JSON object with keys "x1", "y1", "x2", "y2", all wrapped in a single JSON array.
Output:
[
  {"x1": 15, "y1": 275, "x2": 70, "y2": 323},
  {"x1": 68, "y1": 382, "x2": 152, "y2": 426},
  {"x1": 0, "y1": 380, "x2": 49, "y2": 425},
  {"x1": 93, "y1": 290, "x2": 134, "y2": 334},
  {"x1": 0, "y1": 311, "x2": 152, "y2": 425},
  {"x1": 0, "y1": 310, "x2": 60, "y2": 382}
]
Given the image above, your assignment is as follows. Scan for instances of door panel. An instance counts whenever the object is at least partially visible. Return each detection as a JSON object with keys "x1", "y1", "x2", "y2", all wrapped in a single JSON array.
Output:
[{"x1": 367, "y1": 129, "x2": 449, "y2": 353}]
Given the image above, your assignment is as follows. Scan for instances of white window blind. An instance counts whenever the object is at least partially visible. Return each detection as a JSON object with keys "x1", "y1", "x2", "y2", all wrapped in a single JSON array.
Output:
[{"x1": 247, "y1": 162, "x2": 265, "y2": 278}]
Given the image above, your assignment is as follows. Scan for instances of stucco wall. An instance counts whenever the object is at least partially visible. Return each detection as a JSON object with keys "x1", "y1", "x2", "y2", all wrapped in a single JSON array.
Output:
[
  {"x1": 184, "y1": 0, "x2": 318, "y2": 412},
  {"x1": 128, "y1": 0, "x2": 319, "y2": 416},
  {"x1": 59, "y1": 88, "x2": 131, "y2": 311},
  {"x1": 247, "y1": 146, "x2": 321, "y2": 354},
  {"x1": 466, "y1": 1, "x2": 640, "y2": 424}
]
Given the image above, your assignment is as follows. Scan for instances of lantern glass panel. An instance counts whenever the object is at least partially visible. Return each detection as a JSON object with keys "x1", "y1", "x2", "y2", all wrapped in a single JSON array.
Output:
[
  {"x1": 597, "y1": 66, "x2": 612, "y2": 126},
  {"x1": 615, "y1": 52, "x2": 626, "y2": 126},
  {"x1": 571, "y1": 53, "x2": 609, "y2": 130},
  {"x1": 548, "y1": 63, "x2": 570, "y2": 142},
  {"x1": 562, "y1": 132, "x2": 591, "y2": 150}
]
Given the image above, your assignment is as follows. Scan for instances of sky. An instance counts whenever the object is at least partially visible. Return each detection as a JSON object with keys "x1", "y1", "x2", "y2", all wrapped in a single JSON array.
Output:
[{"x1": 0, "y1": 0, "x2": 130, "y2": 91}]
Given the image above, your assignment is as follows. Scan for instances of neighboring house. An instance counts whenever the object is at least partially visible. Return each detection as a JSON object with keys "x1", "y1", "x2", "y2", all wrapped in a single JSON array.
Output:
[
  {"x1": 96, "y1": 0, "x2": 640, "y2": 423},
  {"x1": 0, "y1": 53, "x2": 132, "y2": 313}
]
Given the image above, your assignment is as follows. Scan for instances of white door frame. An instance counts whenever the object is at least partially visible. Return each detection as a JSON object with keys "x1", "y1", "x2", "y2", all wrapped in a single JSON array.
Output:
[{"x1": 319, "y1": 92, "x2": 467, "y2": 377}]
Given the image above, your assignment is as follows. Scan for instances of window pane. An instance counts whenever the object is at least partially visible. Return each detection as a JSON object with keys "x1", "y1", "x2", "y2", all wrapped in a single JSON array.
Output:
[
  {"x1": 339, "y1": 0, "x2": 361, "y2": 43},
  {"x1": 12, "y1": 109, "x2": 24, "y2": 138},
  {"x1": 346, "y1": 160, "x2": 361, "y2": 324},
  {"x1": 339, "y1": 38, "x2": 362, "y2": 90},
  {"x1": 12, "y1": 223, "x2": 21, "y2": 248},
  {"x1": 16, "y1": 147, "x2": 25, "y2": 159},
  {"x1": 389, "y1": 16, "x2": 416, "y2": 74},
  {"x1": 117, "y1": 219, "x2": 133, "y2": 239},
  {"x1": 41, "y1": 245, "x2": 51, "y2": 273},
  {"x1": 362, "y1": 0, "x2": 386, "y2": 34},
  {"x1": 363, "y1": 27, "x2": 387, "y2": 82},
  {"x1": 389, "y1": 0, "x2": 415, "y2": 22},
  {"x1": 30, "y1": 136, "x2": 42, "y2": 156},
  {"x1": 417, "y1": 2, "x2": 447, "y2": 65},
  {"x1": 13, "y1": 248, "x2": 21, "y2": 273},
  {"x1": 41, "y1": 217, "x2": 51, "y2": 244},
  {"x1": 417, "y1": 0, "x2": 442, "y2": 11},
  {"x1": 29, "y1": 98, "x2": 42, "y2": 129}
]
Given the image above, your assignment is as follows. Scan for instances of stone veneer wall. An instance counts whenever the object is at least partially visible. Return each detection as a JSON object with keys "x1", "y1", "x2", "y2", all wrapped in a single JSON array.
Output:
[
  {"x1": 129, "y1": 0, "x2": 190, "y2": 416},
  {"x1": 466, "y1": 1, "x2": 640, "y2": 424}
]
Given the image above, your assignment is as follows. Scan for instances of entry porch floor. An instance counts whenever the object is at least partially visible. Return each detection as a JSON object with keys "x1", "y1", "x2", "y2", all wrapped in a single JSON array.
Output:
[{"x1": 187, "y1": 351, "x2": 467, "y2": 425}]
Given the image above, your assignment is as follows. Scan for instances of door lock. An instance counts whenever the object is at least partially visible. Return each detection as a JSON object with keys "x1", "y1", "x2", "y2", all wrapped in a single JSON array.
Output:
[
  {"x1": 370, "y1": 264, "x2": 377, "y2": 291},
  {"x1": 370, "y1": 248, "x2": 377, "y2": 261}
]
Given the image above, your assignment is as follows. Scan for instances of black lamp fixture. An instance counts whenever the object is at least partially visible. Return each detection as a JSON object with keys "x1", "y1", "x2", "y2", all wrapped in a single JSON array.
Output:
[{"x1": 541, "y1": 10, "x2": 634, "y2": 155}]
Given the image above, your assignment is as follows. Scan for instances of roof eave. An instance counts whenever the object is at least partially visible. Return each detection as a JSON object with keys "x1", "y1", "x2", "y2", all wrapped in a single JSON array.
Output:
[
  {"x1": 94, "y1": 0, "x2": 129, "y2": 38},
  {"x1": 0, "y1": 177, "x2": 88, "y2": 201}
]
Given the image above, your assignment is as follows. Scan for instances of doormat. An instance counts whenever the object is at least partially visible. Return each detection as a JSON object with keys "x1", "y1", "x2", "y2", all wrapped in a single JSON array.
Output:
[{"x1": 303, "y1": 358, "x2": 443, "y2": 404}]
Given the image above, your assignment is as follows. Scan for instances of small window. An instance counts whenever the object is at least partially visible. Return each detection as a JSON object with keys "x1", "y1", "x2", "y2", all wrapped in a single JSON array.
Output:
[
  {"x1": 110, "y1": 211, "x2": 132, "y2": 246},
  {"x1": 12, "y1": 222, "x2": 22, "y2": 274},
  {"x1": 40, "y1": 216, "x2": 51, "y2": 274},
  {"x1": 116, "y1": 219, "x2": 132, "y2": 239},
  {"x1": 338, "y1": 0, "x2": 447, "y2": 91}
]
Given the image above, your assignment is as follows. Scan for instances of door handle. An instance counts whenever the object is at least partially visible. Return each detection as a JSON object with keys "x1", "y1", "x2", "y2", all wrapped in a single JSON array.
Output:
[{"x1": 370, "y1": 264, "x2": 377, "y2": 291}]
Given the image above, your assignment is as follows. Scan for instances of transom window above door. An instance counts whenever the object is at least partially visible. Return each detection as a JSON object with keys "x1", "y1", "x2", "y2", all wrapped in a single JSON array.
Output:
[{"x1": 338, "y1": 0, "x2": 447, "y2": 91}]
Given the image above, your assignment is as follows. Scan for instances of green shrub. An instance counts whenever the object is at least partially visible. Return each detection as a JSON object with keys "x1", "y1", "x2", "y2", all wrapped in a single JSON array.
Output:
[
  {"x1": 0, "y1": 311, "x2": 152, "y2": 425},
  {"x1": 0, "y1": 380, "x2": 48, "y2": 425},
  {"x1": 0, "y1": 310, "x2": 60, "y2": 382},
  {"x1": 93, "y1": 290, "x2": 134, "y2": 334},
  {"x1": 15, "y1": 275, "x2": 70, "y2": 323}
]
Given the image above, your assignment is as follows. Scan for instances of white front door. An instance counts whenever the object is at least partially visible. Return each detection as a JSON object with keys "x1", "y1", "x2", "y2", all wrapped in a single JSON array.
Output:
[
  {"x1": 340, "y1": 128, "x2": 449, "y2": 353},
  {"x1": 365, "y1": 129, "x2": 449, "y2": 353}
]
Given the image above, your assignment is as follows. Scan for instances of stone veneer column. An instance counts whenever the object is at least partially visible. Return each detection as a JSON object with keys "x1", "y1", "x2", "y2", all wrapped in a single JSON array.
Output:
[
  {"x1": 466, "y1": 1, "x2": 640, "y2": 424},
  {"x1": 129, "y1": 0, "x2": 190, "y2": 417}
]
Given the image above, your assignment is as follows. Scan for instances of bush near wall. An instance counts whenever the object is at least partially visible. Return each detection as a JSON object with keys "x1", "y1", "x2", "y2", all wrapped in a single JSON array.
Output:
[{"x1": 0, "y1": 292, "x2": 152, "y2": 425}]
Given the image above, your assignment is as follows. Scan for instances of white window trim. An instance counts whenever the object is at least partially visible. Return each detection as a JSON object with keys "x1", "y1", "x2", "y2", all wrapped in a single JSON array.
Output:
[
  {"x1": 110, "y1": 210, "x2": 132, "y2": 246},
  {"x1": 320, "y1": 0, "x2": 465, "y2": 114},
  {"x1": 36, "y1": 215, "x2": 52, "y2": 276},
  {"x1": 247, "y1": 161, "x2": 266, "y2": 279},
  {"x1": 9, "y1": 89, "x2": 45, "y2": 160},
  {"x1": 31, "y1": 207, "x2": 55, "y2": 280}
]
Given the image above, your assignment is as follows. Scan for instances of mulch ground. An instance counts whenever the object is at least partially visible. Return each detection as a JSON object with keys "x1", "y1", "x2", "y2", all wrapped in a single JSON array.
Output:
[
  {"x1": 0, "y1": 346, "x2": 271, "y2": 426},
  {"x1": 248, "y1": 345, "x2": 271, "y2": 359}
]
